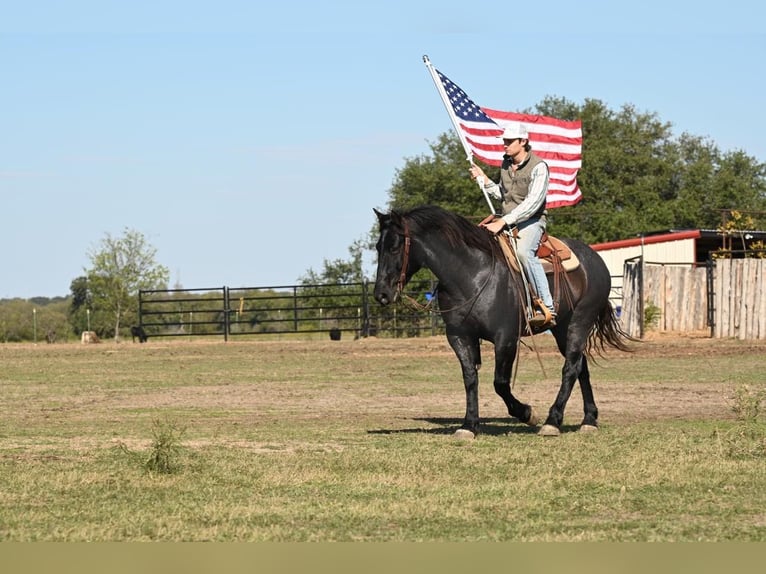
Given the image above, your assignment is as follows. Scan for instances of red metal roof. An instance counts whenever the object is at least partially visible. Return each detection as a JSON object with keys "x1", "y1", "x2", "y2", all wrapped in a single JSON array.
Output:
[{"x1": 591, "y1": 230, "x2": 702, "y2": 252}]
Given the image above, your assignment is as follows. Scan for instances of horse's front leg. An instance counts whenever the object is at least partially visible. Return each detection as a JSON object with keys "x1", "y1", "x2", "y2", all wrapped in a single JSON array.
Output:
[
  {"x1": 446, "y1": 333, "x2": 481, "y2": 439},
  {"x1": 492, "y1": 340, "x2": 540, "y2": 428}
]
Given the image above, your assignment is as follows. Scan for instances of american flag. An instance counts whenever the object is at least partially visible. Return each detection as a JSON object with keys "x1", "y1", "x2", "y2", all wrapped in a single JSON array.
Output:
[{"x1": 434, "y1": 68, "x2": 583, "y2": 208}]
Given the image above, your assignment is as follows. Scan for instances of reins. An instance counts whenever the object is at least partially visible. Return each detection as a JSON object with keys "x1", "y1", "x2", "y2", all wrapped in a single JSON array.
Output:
[
  {"x1": 395, "y1": 218, "x2": 496, "y2": 315},
  {"x1": 396, "y1": 219, "x2": 412, "y2": 296},
  {"x1": 392, "y1": 216, "x2": 547, "y2": 385}
]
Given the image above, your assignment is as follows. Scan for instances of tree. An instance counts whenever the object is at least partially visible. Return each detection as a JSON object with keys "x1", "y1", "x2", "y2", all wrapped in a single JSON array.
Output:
[
  {"x1": 84, "y1": 229, "x2": 170, "y2": 340},
  {"x1": 386, "y1": 97, "x2": 766, "y2": 243},
  {"x1": 68, "y1": 276, "x2": 92, "y2": 336},
  {"x1": 0, "y1": 299, "x2": 33, "y2": 342},
  {"x1": 0, "y1": 298, "x2": 70, "y2": 343},
  {"x1": 387, "y1": 133, "x2": 493, "y2": 220},
  {"x1": 299, "y1": 237, "x2": 370, "y2": 285}
]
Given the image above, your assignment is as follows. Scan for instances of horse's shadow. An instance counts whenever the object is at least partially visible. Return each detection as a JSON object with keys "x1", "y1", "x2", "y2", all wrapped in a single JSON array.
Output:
[{"x1": 368, "y1": 417, "x2": 580, "y2": 436}]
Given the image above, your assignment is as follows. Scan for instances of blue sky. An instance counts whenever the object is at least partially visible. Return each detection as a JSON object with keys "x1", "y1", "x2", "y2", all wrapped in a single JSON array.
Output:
[{"x1": 2, "y1": 0, "x2": 765, "y2": 298}]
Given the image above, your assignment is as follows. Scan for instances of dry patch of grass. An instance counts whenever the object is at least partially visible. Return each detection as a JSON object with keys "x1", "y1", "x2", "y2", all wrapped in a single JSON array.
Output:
[{"x1": 1, "y1": 336, "x2": 765, "y2": 541}]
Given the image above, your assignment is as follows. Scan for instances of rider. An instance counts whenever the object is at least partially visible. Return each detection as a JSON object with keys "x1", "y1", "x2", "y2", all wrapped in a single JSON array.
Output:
[{"x1": 469, "y1": 122, "x2": 556, "y2": 328}]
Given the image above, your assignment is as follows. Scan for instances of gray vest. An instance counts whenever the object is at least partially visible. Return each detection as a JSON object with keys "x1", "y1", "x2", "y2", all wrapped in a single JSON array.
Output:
[{"x1": 499, "y1": 151, "x2": 547, "y2": 218}]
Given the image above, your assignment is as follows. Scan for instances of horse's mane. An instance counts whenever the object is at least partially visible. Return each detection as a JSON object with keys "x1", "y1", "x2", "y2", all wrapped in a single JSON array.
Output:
[{"x1": 396, "y1": 205, "x2": 502, "y2": 260}]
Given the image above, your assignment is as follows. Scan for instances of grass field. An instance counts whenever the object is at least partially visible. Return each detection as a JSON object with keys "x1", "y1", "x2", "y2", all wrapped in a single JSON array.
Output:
[{"x1": 1, "y1": 334, "x2": 765, "y2": 541}]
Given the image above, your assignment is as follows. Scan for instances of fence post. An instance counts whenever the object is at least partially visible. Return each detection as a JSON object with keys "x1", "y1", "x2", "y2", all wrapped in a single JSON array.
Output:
[
  {"x1": 293, "y1": 286, "x2": 299, "y2": 332},
  {"x1": 362, "y1": 280, "x2": 370, "y2": 338},
  {"x1": 706, "y1": 257, "x2": 715, "y2": 338},
  {"x1": 223, "y1": 286, "x2": 230, "y2": 342},
  {"x1": 138, "y1": 290, "x2": 144, "y2": 329},
  {"x1": 637, "y1": 256, "x2": 644, "y2": 339}
]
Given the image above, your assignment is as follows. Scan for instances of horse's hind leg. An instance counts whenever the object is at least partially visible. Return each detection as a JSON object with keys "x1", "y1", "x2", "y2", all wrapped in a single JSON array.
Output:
[
  {"x1": 576, "y1": 355, "x2": 599, "y2": 431},
  {"x1": 540, "y1": 330, "x2": 596, "y2": 436}
]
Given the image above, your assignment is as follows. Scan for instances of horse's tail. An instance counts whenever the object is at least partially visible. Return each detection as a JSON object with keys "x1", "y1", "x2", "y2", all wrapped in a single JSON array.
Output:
[{"x1": 586, "y1": 301, "x2": 637, "y2": 358}]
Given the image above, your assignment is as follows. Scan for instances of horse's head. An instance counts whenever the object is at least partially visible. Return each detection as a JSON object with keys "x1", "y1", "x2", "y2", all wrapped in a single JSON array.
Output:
[{"x1": 373, "y1": 208, "x2": 411, "y2": 306}]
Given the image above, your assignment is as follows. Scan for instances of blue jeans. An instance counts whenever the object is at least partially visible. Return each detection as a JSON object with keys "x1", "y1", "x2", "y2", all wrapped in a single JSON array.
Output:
[{"x1": 514, "y1": 216, "x2": 554, "y2": 311}]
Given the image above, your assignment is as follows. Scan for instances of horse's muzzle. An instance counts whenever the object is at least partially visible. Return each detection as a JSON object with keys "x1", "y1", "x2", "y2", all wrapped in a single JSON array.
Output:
[{"x1": 374, "y1": 285, "x2": 397, "y2": 306}]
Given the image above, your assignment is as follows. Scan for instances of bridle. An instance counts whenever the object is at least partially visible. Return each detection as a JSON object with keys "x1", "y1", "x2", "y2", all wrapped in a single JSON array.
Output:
[
  {"x1": 396, "y1": 218, "x2": 412, "y2": 295},
  {"x1": 393, "y1": 216, "x2": 495, "y2": 314}
]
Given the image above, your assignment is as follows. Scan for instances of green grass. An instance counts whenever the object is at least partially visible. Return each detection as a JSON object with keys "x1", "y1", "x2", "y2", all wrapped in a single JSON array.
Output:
[{"x1": 0, "y1": 336, "x2": 764, "y2": 541}]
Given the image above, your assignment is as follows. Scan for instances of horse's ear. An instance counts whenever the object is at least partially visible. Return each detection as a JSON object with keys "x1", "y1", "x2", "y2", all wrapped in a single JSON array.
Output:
[{"x1": 373, "y1": 208, "x2": 390, "y2": 226}]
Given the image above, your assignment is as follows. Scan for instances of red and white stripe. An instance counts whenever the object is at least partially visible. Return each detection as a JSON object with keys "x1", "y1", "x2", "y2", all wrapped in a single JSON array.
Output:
[{"x1": 458, "y1": 109, "x2": 583, "y2": 208}]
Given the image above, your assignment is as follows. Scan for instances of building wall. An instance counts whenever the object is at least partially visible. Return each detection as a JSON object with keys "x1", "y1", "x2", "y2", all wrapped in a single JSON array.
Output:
[{"x1": 591, "y1": 233, "x2": 699, "y2": 306}]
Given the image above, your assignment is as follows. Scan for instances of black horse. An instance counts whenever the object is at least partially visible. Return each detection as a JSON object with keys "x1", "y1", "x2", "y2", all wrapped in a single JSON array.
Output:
[{"x1": 373, "y1": 205, "x2": 632, "y2": 437}]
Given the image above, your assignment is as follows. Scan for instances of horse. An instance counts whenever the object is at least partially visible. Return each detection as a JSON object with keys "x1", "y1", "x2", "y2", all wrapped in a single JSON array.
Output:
[{"x1": 372, "y1": 205, "x2": 633, "y2": 437}]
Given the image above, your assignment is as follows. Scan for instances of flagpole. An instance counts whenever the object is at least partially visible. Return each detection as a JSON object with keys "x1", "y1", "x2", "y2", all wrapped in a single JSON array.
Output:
[
  {"x1": 423, "y1": 55, "x2": 496, "y2": 215},
  {"x1": 423, "y1": 55, "x2": 473, "y2": 163}
]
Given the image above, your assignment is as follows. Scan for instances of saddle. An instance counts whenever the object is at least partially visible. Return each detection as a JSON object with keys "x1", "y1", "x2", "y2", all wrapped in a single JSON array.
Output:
[
  {"x1": 505, "y1": 233, "x2": 580, "y2": 274},
  {"x1": 479, "y1": 215, "x2": 580, "y2": 332},
  {"x1": 478, "y1": 214, "x2": 580, "y2": 274}
]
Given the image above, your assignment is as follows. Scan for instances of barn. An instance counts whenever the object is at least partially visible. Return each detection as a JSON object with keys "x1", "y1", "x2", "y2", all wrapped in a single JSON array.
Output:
[
  {"x1": 590, "y1": 228, "x2": 766, "y2": 338},
  {"x1": 591, "y1": 228, "x2": 766, "y2": 306}
]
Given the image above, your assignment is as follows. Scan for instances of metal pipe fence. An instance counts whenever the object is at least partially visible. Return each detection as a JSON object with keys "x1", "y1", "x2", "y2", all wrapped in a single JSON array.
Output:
[{"x1": 139, "y1": 279, "x2": 443, "y2": 341}]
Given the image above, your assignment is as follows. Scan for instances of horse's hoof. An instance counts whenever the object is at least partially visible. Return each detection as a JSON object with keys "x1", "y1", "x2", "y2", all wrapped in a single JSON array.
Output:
[
  {"x1": 538, "y1": 424, "x2": 561, "y2": 437},
  {"x1": 579, "y1": 424, "x2": 599, "y2": 433},
  {"x1": 453, "y1": 429, "x2": 476, "y2": 440},
  {"x1": 525, "y1": 407, "x2": 540, "y2": 427}
]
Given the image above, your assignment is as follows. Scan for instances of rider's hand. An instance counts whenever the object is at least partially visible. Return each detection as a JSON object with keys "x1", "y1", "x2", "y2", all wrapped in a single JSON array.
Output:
[
  {"x1": 469, "y1": 165, "x2": 486, "y2": 181},
  {"x1": 479, "y1": 218, "x2": 508, "y2": 235}
]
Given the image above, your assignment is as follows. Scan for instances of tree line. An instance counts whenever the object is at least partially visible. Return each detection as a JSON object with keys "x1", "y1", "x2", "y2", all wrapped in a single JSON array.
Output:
[
  {"x1": 385, "y1": 97, "x2": 766, "y2": 240},
  {"x1": 1, "y1": 229, "x2": 169, "y2": 343},
  {"x1": 3, "y1": 96, "x2": 765, "y2": 342}
]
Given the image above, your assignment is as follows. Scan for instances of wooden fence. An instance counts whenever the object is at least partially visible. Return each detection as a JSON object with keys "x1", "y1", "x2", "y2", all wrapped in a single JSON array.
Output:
[
  {"x1": 621, "y1": 257, "x2": 765, "y2": 340},
  {"x1": 713, "y1": 258, "x2": 766, "y2": 339}
]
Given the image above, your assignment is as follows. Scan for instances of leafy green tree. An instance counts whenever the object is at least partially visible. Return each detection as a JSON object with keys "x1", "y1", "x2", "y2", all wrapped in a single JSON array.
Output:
[
  {"x1": 386, "y1": 97, "x2": 766, "y2": 243},
  {"x1": 0, "y1": 298, "x2": 70, "y2": 343},
  {"x1": 68, "y1": 276, "x2": 93, "y2": 336},
  {"x1": 299, "y1": 237, "x2": 370, "y2": 285},
  {"x1": 387, "y1": 134, "x2": 493, "y2": 220},
  {"x1": 84, "y1": 229, "x2": 170, "y2": 340},
  {"x1": 0, "y1": 299, "x2": 30, "y2": 342},
  {"x1": 35, "y1": 299, "x2": 72, "y2": 342}
]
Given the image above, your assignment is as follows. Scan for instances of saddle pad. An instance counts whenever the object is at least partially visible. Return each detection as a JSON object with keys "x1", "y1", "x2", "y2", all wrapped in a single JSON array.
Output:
[
  {"x1": 497, "y1": 234, "x2": 580, "y2": 274},
  {"x1": 539, "y1": 236, "x2": 580, "y2": 273}
]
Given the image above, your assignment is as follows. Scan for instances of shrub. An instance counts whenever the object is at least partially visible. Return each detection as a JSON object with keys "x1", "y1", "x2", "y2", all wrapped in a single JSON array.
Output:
[{"x1": 144, "y1": 418, "x2": 186, "y2": 474}]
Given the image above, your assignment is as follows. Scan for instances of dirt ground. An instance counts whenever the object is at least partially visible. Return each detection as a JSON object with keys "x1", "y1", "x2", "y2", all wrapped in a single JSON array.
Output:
[
  {"x1": 4, "y1": 332, "x2": 763, "y2": 434},
  {"x1": 339, "y1": 332, "x2": 766, "y2": 426}
]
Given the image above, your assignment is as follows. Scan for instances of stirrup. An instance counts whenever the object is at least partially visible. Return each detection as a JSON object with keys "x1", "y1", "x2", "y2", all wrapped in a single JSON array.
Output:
[{"x1": 529, "y1": 302, "x2": 555, "y2": 329}]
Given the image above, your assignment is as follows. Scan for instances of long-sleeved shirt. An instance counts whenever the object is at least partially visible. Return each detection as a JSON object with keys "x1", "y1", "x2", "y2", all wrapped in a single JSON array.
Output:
[{"x1": 482, "y1": 154, "x2": 550, "y2": 226}]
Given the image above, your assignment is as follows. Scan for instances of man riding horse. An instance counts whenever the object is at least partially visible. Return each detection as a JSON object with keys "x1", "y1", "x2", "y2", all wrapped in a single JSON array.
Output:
[{"x1": 469, "y1": 122, "x2": 556, "y2": 329}]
